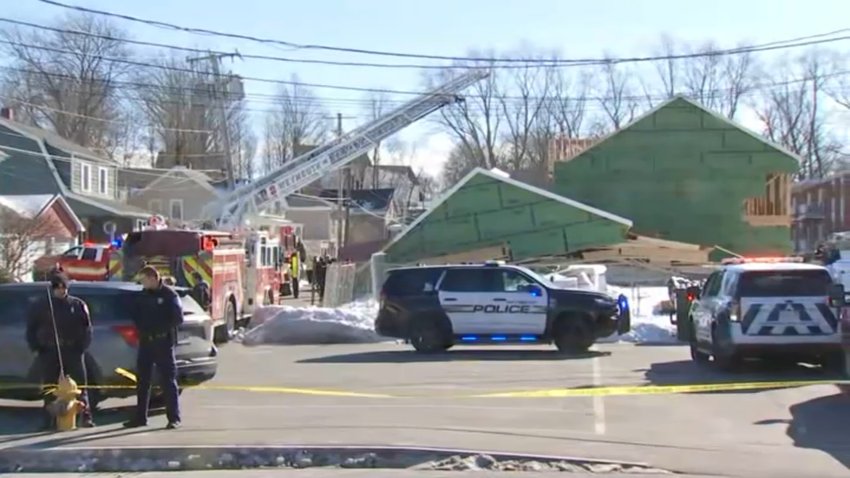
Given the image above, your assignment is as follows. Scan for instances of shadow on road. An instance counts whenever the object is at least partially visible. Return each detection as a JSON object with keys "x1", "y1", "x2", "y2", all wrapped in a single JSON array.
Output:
[
  {"x1": 755, "y1": 393, "x2": 850, "y2": 469},
  {"x1": 640, "y1": 359, "x2": 843, "y2": 394},
  {"x1": 298, "y1": 349, "x2": 611, "y2": 364}
]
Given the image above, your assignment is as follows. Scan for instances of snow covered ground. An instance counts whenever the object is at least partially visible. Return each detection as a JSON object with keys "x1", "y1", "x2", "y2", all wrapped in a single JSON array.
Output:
[{"x1": 240, "y1": 286, "x2": 678, "y2": 346}]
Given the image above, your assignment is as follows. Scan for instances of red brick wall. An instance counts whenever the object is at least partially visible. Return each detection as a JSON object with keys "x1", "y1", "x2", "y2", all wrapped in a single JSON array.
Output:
[{"x1": 791, "y1": 172, "x2": 850, "y2": 251}]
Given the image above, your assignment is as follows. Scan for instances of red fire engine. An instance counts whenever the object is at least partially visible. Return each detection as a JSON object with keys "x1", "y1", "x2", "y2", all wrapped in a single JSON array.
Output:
[
  {"x1": 33, "y1": 241, "x2": 119, "y2": 281},
  {"x1": 106, "y1": 220, "x2": 284, "y2": 343}
]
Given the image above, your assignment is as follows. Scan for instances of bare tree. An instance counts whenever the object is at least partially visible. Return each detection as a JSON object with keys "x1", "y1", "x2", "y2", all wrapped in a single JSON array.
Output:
[
  {"x1": 753, "y1": 49, "x2": 843, "y2": 178},
  {"x1": 0, "y1": 208, "x2": 55, "y2": 282},
  {"x1": 441, "y1": 142, "x2": 478, "y2": 188},
  {"x1": 136, "y1": 55, "x2": 214, "y2": 169},
  {"x1": 261, "y1": 75, "x2": 328, "y2": 173},
  {"x1": 0, "y1": 13, "x2": 133, "y2": 152},
  {"x1": 498, "y1": 53, "x2": 553, "y2": 173},
  {"x1": 595, "y1": 59, "x2": 639, "y2": 131},
  {"x1": 425, "y1": 52, "x2": 502, "y2": 171},
  {"x1": 682, "y1": 41, "x2": 757, "y2": 119},
  {"x1": 363, "y1": 91, "x2": 390, "y2": 188},
  {"x1": 229, "y1": 101, "x2": 256, "y2": 180}
]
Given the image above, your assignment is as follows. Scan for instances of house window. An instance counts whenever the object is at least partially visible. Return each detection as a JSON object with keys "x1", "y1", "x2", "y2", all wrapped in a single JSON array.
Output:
[
  {"x1": 81, "y1": 163, "x2": 92, "y2": 192},
  {"x1": 148, "y1": 199, "x2": 162, "y2": 214},
  {"x1": 135, "y1": 219, "x2": 146, "y2": 231},
  {"x1": 98, "y1": 167, "x2": 108, "y2": 195},
  {"x1": 169, "y1": 199, "x2": 183, "y2": 220}
]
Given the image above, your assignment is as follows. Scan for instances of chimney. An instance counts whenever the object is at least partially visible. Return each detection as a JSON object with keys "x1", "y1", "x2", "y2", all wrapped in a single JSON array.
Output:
[{"x1": 0, "y1": 107, "x2": 13, "y2": 121}]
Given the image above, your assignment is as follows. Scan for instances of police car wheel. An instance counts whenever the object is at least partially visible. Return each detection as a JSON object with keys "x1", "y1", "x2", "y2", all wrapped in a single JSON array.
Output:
[
  {"x1": 409, "y1": 319, "x2": 449, "y2": 353},
  {"x1": 710, "y1": 331, "x2": 741, "y2": 371},
  {"x1": 554, "y1": 314, "x2": 594, "y2": 354},
  {"x1": 689, "y1": 332, "x2": 710, "y2": 364}
]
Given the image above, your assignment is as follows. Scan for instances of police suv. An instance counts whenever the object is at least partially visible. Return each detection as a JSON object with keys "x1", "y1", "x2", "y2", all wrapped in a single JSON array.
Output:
[
  {"x1": 688, "y1": 257, "x2": 844, "y2": 371},
  {"x1": 375, "y1": 261, "x2": 631, "y2": 353}
]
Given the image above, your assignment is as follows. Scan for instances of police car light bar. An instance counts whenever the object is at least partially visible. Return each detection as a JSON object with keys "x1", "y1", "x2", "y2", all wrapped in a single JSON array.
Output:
[
  {"x1": 483, "y1": 260, "x2": 506, "y2": 266},
  {"x1": 720, "y1": 256, "x2": 804, "y2": 265}
]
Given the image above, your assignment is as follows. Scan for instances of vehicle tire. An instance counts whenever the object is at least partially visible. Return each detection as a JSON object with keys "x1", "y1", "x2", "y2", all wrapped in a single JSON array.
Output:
[
  {"x1": 214, "y1": 298, "x2": 237, "y2": 344},
  {"x1": 839, "y1": 351, "x2": 850, "y2": 396},
  {"x1": 711, "y1": 327, "x2": 741, "y2": 372},
  {"x1": 689, "y1": 320, "x2": 710, "y2": 364},
  {"x1": 409, "y1": 318, "x2": 450, "y2": 353},
  {"x1": 554, "y1": 313, "x2": 595, "y2": 354}
]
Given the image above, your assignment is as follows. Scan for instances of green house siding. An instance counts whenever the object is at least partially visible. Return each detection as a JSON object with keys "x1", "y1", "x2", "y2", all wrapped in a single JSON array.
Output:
[
  {"x1": 553, "y1": 97, "x2": 799, "y2": 256},
  {"x1": 385, "y1": 169, "x2": 631, "y2": 264},
  {"x1": 0, "y1": 125, "x2": 60, "y2": 195}
]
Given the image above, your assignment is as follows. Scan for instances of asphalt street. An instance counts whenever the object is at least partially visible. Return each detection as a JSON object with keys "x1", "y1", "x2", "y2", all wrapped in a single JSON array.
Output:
[{"x1": 0, "y1": 342, "x2": 848, "y2": 477}]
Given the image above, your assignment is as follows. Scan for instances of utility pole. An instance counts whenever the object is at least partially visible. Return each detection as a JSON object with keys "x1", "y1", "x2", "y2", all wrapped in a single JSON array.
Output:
[
  {"x1": 186, "y1": 51, "x2": 240, "y2": 191},
  {"x1": 336, "y1": 113, "x2": 344, "y2": 255}
]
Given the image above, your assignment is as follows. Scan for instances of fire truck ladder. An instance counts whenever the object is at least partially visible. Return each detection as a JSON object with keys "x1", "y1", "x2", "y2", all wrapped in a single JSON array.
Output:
[{"x1": 205, "y1": 69, "x2": 490, "y2": 228}]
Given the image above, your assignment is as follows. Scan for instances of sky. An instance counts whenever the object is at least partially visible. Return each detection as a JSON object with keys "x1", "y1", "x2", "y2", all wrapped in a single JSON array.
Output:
[{"x1": 6, "y1": 0, "x2": 850, "y2": 176}]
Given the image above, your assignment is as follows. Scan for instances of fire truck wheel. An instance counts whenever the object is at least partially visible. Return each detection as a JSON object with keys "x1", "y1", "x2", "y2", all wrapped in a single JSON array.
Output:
[{"x1": 214, "y1": 298, "x2": 238, "y2": 344}]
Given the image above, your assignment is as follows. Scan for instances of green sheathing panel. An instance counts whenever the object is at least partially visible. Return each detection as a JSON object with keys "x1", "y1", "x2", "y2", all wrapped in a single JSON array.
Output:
[
  {"x1": 385, "y1": 170, "x2": 631, "y2": 264},
  {"x1": 553, "y1": 97, "x2": 799, "y2": 256}
]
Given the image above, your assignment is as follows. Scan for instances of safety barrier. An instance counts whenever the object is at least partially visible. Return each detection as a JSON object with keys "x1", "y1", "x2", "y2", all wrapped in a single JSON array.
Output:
[{"x1": 321, "y1": 262, "x2": 357, "y2": 307}]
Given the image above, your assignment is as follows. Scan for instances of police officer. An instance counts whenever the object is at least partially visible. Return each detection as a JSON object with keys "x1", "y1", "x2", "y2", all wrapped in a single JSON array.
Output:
[
  {"x1": 26, "y1": 273, "x2": 94, "y2": 429},
  {"x1": 290, "y1": 251, "x2": 301, "y2": 299},
  {"x1": 123, "y1": 266, "x2": 183, "y2": 429},
  {"x1": 190, "y1": 271, "x2": 211, "y2": 312}
]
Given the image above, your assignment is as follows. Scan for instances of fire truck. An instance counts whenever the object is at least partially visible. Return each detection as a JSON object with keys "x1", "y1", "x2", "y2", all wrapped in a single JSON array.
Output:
[
  {"x1": 103, "y1": 215, "x2": 285, "y2": 343},
  {"x1": 33, "y1": 241, "x2": 120, "y2": 281}
]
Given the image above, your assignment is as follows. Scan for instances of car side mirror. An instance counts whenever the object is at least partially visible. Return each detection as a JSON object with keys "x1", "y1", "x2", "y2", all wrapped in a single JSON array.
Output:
[{"x1": 828, "y1": 283, "x2": 845, "y2": 307}]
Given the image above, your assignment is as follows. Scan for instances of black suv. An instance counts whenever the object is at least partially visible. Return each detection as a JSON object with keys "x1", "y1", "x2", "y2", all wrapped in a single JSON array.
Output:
[{"x1": 375, "y1": 262, "x2": 630, "y2": 353}]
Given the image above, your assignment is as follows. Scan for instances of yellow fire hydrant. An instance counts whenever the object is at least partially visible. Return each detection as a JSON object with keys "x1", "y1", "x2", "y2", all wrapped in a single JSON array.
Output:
[{"x1": 46, "y1": 374, "x2": 86, "y2": 431}]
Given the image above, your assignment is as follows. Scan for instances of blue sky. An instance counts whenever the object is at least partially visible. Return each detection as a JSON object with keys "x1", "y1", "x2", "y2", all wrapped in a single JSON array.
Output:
[{"x1": 6, "y1": 0, "x2": 850, "y2": 174}]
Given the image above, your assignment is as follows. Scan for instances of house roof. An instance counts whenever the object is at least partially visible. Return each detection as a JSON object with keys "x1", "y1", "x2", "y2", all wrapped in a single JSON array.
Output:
[
  {"x1": 139, "y1": 166, "x2": 220, "y2": 196},
  {"x1": 0, "y1": 118, "x2": 114, "y2": 165},
  {"x1": 562, "y1": 95, "x2": 804, "y2": 166},
  {"x1": 0, "y1": 119, "x2": 149, "y2": 219},
  {"x1": 0, "y1": 194, "x2": 85, "y2": 232},
  {"x1": 319, "y1": 188, "x2": 396, "y2": 212},
  {"x1": 382, "y1": 167, "x2": 633, "y2": 263},
  {"x1": 119, "y1": 168, "x2": 164, "y2": 190},
  {"x1": 285, "y1": 195, "x2": 332, "y2": 209}
]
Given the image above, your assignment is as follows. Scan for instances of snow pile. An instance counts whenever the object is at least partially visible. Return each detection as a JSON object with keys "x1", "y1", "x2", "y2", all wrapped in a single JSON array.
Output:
[
  {"x1": 239, "y1": 300, "x2": 384, "y2": 346},
  {"x1": 600, "y1": 285, "x2": 678, "y2": 344}
]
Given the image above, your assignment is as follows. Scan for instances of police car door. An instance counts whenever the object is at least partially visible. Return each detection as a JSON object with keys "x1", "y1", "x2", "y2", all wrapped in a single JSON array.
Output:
[
  {"x1": 437, "y1": 268, "x2": 491, "y2": 334},
  {"x1": 693, "y1": 271, "x2": 723, "y2": 343},
  {"x1": 476, "y1": 268, "x2": 547, "y2": 335}
]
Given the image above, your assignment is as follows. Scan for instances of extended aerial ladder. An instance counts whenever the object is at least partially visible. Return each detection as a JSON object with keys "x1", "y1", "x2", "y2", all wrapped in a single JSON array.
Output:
[{"x1": 203, "y1": 69, "x2": 491, "y2": 228}]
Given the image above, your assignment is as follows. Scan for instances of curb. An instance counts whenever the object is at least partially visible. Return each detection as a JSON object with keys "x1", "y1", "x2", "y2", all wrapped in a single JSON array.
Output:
[{"x1": 0, "y1": 444, "x2": 672, "y2": 474}]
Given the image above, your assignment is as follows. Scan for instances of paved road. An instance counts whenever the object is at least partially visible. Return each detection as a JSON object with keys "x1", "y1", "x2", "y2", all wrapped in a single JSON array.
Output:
[{"x1": 0, "y1": 342, "x2": 848, "y2": 477}]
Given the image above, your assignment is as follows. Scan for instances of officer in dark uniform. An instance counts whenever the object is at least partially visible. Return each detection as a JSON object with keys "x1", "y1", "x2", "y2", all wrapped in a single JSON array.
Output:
[
  {"x1": 190, "y1": 271, "x2": 211, "y2": 312},
  {"x1": 26, "y1": 273, "x2": 94, "y2": 429},
  {"x1": 123, "y1": 266, "x2": 183, "y2": 429}
]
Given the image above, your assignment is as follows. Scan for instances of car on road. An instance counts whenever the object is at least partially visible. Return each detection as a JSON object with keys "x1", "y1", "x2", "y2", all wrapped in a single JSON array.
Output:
[
  {"x1": 0, "y1": 281, "x2": 218, "y2": 408},
  {"x1": 375, "y1": 261, "x2": 630, "y2": 353},
  {"x1": 688, "y1": 258, "x2": 844, "y2": 371}
]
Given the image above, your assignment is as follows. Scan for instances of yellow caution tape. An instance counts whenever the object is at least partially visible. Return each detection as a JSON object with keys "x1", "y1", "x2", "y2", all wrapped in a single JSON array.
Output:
[
  {"x1": 5, "y1": 379, "x2": 847, "y2": 400},
  {"x1": 467, "y1": 379, "x2": 850, "y2": 398}
]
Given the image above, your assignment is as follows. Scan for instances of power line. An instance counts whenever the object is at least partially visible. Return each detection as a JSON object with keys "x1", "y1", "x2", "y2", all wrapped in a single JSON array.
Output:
[
  {"x1": 3, "y1": 16, "x2": 849, "y2": 70},
  {"x1": 30, "y1": 0, "x2": 850, "y2": 65},
  {"x1": 4, "y1": 38, "x2": 850, "y2": 103}
]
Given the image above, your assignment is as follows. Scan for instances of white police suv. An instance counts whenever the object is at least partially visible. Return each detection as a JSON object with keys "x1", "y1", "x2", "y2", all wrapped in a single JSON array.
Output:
[
  {"x1": 688, "y1": 257, "x2": 844, "y2": 371},
  {"x1": 375, "y1": 261, "x2": 631, "y2": 353}
]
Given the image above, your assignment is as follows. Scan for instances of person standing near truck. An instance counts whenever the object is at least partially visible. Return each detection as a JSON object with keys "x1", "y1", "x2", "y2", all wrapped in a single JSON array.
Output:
[
  {"x1": 123, "y1": 266, "x2": 183, "y2": 429},
  {"x1": 290, "y1": 251, "x2": 301, "y2": 299},
  {"x1": 26, "y1": 273, "x2": 94, "y2": 429}
]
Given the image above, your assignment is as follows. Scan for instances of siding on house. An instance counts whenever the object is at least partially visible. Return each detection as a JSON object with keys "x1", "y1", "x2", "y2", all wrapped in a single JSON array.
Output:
[
  {"x1": 0, "y1": 125, "x2": 60, "y2": 195},
  {"x1": 553, "y1": 96, "x2": 799, "y2": 256},
  {"x1": 127, "y1": 172, "x2": 216, "y2": 223}
]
